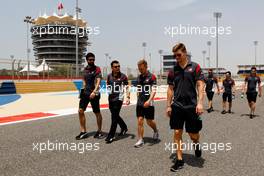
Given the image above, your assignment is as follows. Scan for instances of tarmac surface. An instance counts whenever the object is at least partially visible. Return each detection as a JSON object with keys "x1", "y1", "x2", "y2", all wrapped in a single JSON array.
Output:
[{"x1": 1, "y1": 91, "x2": 264, "y2": 176}]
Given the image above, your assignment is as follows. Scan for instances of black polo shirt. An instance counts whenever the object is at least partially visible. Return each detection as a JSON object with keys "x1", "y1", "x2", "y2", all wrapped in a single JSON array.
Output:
[
  {"x1": 83, "y1": 65, "x2": 102, "y2": 96},
  {"x1": 167, "y1": 60, "x2": 204, "y2": 109},
  {"x1": 245, "y1": 75, "x2": 261, "y2": 93},
  {"x1": 107, "y1": 72, "x2": 128, "y2": 102},
  {"x1": 136, "y1": 71, "x2": 157, "y2": 107},
  {"x1": 222, "y1": 78, "x2": 235, "y2": 94},
  {"x1": 205, "y1": 75, "x2": 218, "y2": 92}
]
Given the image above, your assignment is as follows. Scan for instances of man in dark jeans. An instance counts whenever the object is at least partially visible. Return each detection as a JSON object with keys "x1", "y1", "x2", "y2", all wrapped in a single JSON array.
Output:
[
  {"x1": 105, "y1": 60, "x2": 130, "y2": 144},
  {"x1": 166, "y1": 43, "x2": 205, "y2": 172},
  {"x1": 221, "y1": 71, "x2": 235, "y2": 114},
  {"x1": 76, "y1": 52, "x2": 104, "y2": 140},
  {"x1": 243, "y1": 67, "x2": 262, "y2": 118},
  {"x1": 205, "y1": 69, "x2": 220, "y2": 113}
]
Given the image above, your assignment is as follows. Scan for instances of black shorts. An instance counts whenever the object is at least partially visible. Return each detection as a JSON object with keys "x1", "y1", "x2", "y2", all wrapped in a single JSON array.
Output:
[
  {"x1": 223, "y1": 92, "x2": 232, "y2": 102},
  {"x1": 170, "y1": 105, "x2": 202, "y2": 133},
  {"x1": 246, "y1": 92, "x2": 258, "y2": 103},
  {"x1": 206, "y1": 91, "x2": 214, "y2": 101},
  {"x1": 79, "y1": 95, "x2": 100, "y2": 113},
  {"x1": 136, "y1": 106, "x2": 155, "y2": 120}
]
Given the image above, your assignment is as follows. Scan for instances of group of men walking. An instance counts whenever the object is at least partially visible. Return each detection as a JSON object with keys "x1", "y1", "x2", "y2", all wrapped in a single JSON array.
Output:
[
  {"x1": 75, "y1": 43, "x2": 262, "y2": 172},
  {"x1": 75, "y1": 52, "x2": 159, "y2": 147},
  {"x1": 204, "y1": 67, "x2": 262, "y2": 118}
]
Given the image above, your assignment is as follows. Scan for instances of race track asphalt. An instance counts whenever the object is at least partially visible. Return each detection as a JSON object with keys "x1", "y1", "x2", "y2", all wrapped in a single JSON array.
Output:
[{"x1": 1, "y1": 92, "x2": 264, "y2": 176}]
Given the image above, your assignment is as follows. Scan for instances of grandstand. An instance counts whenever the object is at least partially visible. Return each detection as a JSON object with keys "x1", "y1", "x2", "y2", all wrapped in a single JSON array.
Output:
[{"x1": 237, "y1": 64, "x2": 264, "y2": 78}]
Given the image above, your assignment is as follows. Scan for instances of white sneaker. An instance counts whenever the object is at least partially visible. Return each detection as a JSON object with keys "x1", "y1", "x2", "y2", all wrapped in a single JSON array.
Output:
[
  {"x1": 134, "y1": 139, "x2": 144, "y2": 148},
  {"x1": 153, "y1": 130, "x2": 159, "y2": 141}
]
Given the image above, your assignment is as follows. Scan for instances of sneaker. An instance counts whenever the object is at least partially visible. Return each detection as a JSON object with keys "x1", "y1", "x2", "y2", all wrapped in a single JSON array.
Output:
[
  {"x1": 134, "y1": 139, "x2": 144, "y2": 148},
  {"x1": 75, "y1": 132, "x2": 89, "y2": 140},
  {"x1": 170, "y1": 159, "x2": 184, "y2": 172},
  {"x1": 194, "y1": 143, "x2": 202, "y2": 157},
  {"x1": 118, "y1": 128, "x2": 128, "y2": 136},
  {"x1": 250, "y1": 114, "x2": 254, "y2": 119},
  {"x1": 105, "y1": 136, "x2": 114, "y2": 144},
  {"x1": 228, "y1": 110, "x2": 232, "y2": 114},
  {"x1": 94, "y1": 131, "x2": 104, "y2": 139},
  {"x1": 221, "y1": 110, "x2": 227, "y2": 114},
  {"x1": 153, "y1": 130, "x2": 159, "y2": 141},
  {"x1": 207, "y1": 107, "x2": 214, "y2": 113}
]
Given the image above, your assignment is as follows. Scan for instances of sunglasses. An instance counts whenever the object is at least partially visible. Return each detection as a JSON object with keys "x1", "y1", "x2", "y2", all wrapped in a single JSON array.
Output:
[
  {"x1": 88, "y1": 59, "x2": 95, "y2": 61},
  {"x1": 174, "y1": 53, "x2": 182, "y2": 58},
  {"x1": 113, "y1": 65, "x2": 120, "y2": 68}
]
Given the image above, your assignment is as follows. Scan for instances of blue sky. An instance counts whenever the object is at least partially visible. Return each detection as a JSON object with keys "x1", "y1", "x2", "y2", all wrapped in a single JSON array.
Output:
[{"x1": 0, "y1": 0, "x2": 263, "y2": 73}]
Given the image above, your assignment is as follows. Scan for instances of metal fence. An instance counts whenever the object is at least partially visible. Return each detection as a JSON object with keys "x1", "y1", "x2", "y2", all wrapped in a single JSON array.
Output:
[{"x1": 0, "y1": 58, "x2": 155, "y2": 81}]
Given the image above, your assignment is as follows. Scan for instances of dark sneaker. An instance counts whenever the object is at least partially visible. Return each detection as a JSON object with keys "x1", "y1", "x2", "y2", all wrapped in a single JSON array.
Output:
[
  {"x1": 170, "y1": 159, "x2": 184, "y2": 172},
  {"x1": 105, "y1": 137, "x2": 114, "y2": 144},
  {"x1": 75, "y1": 132, "x2": 88, "y2": 140},
  {"x1": 221, "y1": 110, "x2": 227, "y2": 114},
  {"x1": 207, "y1": 107, "x2": 214, "y2": 113},
  {"x1": 94, "y1": 131, "x2": 104, "y2": 139},
  {"x1": 118, "y1": 128, "x2": 128, "y2": 136},
  {"x1": 228, "y1": 110, "x2": 232, "y2": 114},
  {"x1": 194, "y1": 143, "x2": 202, "y2": 157}
]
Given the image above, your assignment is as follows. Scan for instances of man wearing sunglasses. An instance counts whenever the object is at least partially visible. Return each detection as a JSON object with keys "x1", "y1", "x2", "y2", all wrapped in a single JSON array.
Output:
[
  {"x1": 221, "y1": 71, "x2": 235, "y2": 114},
  {"x1": 205, "y1": 69, "x2": 220, "y2": 113},
  {"x1": 167, "y1": 43, "x2": 205, "y2": 172},
  {"x1": 243, "y1": 67, "x2": 262, "y2": 118},
  {"x1": 76, "y1": 52, "x2": 104, "y2": 140},
  {"x1": 105, "y1": 60, "x2": 130, "y2": 143}
]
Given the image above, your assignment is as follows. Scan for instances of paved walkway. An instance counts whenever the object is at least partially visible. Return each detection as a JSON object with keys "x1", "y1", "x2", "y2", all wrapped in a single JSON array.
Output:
[{"x1": 1, "y1": 91, "x2": 263, "y2": 175}]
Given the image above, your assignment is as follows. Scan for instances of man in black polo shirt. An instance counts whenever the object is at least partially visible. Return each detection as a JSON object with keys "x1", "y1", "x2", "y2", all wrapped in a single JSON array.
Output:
[
  {"x1": 205, "y1": 69, "x2": 220, "y2": 113},
  {"x1": 167, "y1": 43, "x2": 205, "y2": 172},
  {"x1": 134, "y1": 59, "x2": 159, "y2": 148},
  {"x1": 105, "y1": 60, "x2": 130, "y2": 144},
  {"x1": 221, "y1": 71, "x2": 235, "y2": 114},
  {"x1": 76, "y1": 52, "x2": 104, "y2": 140},
  {"x1": 243, "y1": 67, "x2": 262, "y2": 118}
]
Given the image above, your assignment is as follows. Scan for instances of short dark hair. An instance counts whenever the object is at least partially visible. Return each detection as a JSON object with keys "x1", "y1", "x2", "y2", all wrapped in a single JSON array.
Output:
[
  {"x1": 111, "y1": 60, "x2": 119, "y2": 67},
  {"x1": 172, "y1": 43, "x2": 187, "y2": 53},
  {"x1": 226, "y1": 71, "x2": 231, "y2": 75},
  {"x1": 208, "y1": 69, "x2": 213, "y2": 72},
  {"x1": 251, "y1": 66, "x2": 257, "y2": 71},
  {"x1": 86, "y1": 52, "x2": 95, "y2": 60}
]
